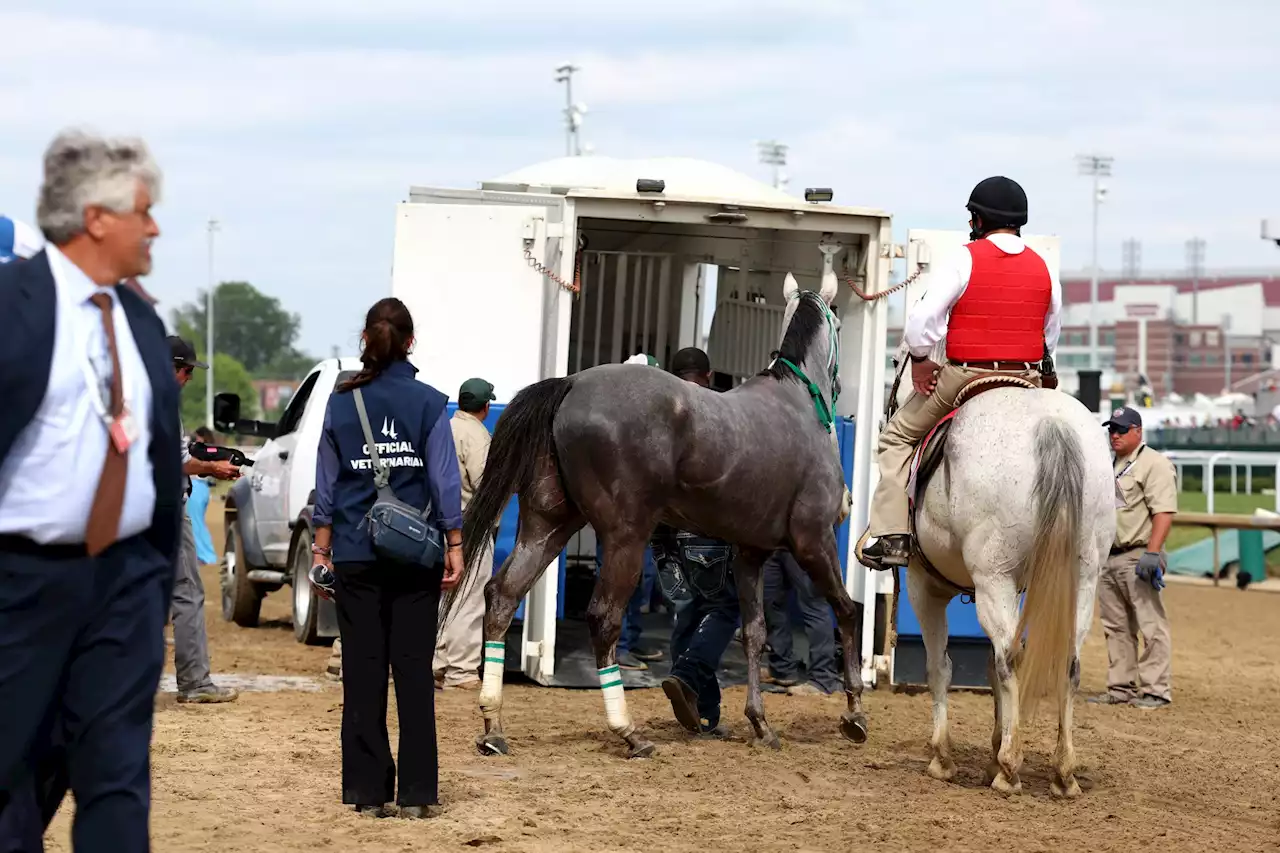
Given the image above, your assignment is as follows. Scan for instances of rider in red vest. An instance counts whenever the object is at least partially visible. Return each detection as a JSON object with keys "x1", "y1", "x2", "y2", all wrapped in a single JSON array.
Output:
[{"x1": 860, "y1": 176, "x2": 1062, "y2": 570}]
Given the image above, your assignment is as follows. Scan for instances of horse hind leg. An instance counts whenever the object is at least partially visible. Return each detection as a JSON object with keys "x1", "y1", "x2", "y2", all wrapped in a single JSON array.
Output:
[
  {"x1": 733, "y1": 548, "x2": 779, "y2": 750},
  {"x1": 905, "y1": 565, "x2": 956, "y2": 782},
  {"x1": 1053, "y1": 562, "x2": 1098, "y2": 798},
  {"x1": 973, "y1": 574, "x2": 1023, "y2": 794},
  {"x1": 476, "y1": 506, "x2": 583, "y2": 757},
  {"x1": 789, "y1": 531, "x2": 867, "y2": 744},
  {"x1": 588, "y1": 535, "x2": 658, "y2": 759}
]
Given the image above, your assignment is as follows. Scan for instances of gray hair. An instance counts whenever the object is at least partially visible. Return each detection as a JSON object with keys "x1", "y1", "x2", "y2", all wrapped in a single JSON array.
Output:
[{"x1": 36, "y1": 129, "x2": 163, "y2": 244}]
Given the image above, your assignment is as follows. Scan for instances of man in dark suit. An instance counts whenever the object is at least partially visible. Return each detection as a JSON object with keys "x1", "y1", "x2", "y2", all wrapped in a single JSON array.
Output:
[{"x1": 0, "y1": 129, "x2": 183, "y2": 853}]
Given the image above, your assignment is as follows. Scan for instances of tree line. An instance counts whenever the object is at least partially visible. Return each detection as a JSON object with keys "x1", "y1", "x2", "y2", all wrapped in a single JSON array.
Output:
[{"x1": 172, "y1": 281, "x2": 317, "y2": 430}]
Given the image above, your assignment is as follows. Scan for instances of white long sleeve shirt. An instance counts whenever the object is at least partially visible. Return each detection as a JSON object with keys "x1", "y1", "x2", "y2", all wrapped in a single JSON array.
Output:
[{"x1": 903, "y1": 233, "x2": 1062, "y2": 360}]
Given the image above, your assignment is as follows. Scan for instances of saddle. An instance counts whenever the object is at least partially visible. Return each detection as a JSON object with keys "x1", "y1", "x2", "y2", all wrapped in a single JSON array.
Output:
[{"x1": 860, "y1": 372, "x2": 1039, "y2": 596}]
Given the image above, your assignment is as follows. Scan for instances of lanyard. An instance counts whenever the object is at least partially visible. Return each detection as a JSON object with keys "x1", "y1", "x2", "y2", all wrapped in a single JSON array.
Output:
[
  {"x1": 1114, "y1": 445, "x2": 1145, "y2": 481},
  {"x1": 79, "y1": 311, "x2": 128, "y2": 424}
]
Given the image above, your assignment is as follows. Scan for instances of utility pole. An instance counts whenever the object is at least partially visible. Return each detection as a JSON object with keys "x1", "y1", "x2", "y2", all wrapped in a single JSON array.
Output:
[
  {"x1": 554, "y1": 64, "x2": 587, "y2": 157},
  {"x1": 1186, "y1": 237, "x2": 1206, "y2": 324},
  {"x1": 757, "y1": 140, "x2": 788, "y2": 191},
  {"x1": 205, "y1": 218, "x2": 219, "y2": 430},
  {"x1": 1122, "y1": 238, "x2": 1141, "y2": 280},
  {"x1": 1076, "y1": 153, "x2": 1113, "y2": 371}
]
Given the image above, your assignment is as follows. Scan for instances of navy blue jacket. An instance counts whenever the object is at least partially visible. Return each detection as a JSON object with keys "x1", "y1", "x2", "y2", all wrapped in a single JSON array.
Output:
[
  {"x1": 314, "y1": 360, "x2": 463, "y2": 564},
  {"x1": 0, "y1": 250, "x2": 184, "y2": 562}
]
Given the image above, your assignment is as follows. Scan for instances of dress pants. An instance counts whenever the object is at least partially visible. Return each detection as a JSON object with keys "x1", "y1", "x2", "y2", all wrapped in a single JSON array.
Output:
[
  {"x1": 334, "y1": 560, "x2": 442, "y2": 807},
  {"x1": 171, "y1": 516, "x2": 214, "y2": 694},
  {"x1": 0, "y1": 534, "x2": 173, "y2": 853}
]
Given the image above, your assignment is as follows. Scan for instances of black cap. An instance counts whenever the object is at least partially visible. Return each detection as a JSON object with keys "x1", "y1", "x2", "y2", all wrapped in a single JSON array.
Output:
[
  {"x1": 168, "y1": 336, "x2": 209, "y2": 369},
  {"x1": 670, "y1": 347, "x2": 711, "y2": 376},
  {"x1": 1103, "y1": 406, "x2": 1142, "y2": 431},
  {"x1": 966, "y1": 176, "x2": 1029, "y2": 228}
]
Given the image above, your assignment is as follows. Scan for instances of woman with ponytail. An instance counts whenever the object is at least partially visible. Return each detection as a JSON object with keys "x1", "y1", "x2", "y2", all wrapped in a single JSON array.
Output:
[{"x1": 311, "y1": 297, "x2": 464, "y2": 819}]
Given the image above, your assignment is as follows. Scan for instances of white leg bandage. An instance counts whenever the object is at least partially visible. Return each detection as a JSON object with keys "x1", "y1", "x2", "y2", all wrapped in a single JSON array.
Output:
[
  {"x1": 479, "y1": 640, "x2": 505, "y2": 720},
  {"x1": 598, "y1": 664, "x2": 631, "y2": 732}
]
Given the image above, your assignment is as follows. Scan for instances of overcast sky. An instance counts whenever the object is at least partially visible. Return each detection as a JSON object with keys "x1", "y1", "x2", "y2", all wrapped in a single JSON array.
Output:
[{"x1": 2, "y1": 0, "x2": 1278, "y2": 357}]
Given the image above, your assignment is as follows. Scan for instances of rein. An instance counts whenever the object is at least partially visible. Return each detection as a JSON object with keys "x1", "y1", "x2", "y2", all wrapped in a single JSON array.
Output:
[
  {"x1": 777, "y1": 291, "x2": 841, "y2": 434},
  {"x1": 777, "y1": 357, "x2": 835, "y2": 433}
]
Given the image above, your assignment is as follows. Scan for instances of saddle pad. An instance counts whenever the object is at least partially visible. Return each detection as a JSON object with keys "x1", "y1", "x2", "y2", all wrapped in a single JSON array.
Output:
[{"x1": 907, "y1": 409, "x2": 959, "y2": 510}]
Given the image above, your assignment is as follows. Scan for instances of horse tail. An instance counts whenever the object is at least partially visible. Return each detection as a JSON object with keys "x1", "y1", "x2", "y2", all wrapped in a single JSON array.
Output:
[
  {"x1": 1015, "y1": 414, "x2": 1084, "y2": 720},
  {"x1": 456, "y1": 375, "x2": 575, "y2": 580}
]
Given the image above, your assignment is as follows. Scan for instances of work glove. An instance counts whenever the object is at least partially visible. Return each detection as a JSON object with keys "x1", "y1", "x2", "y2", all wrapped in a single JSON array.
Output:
[{"x1": 1135, "y1": 551, "x2": 1166, "y2": 591}]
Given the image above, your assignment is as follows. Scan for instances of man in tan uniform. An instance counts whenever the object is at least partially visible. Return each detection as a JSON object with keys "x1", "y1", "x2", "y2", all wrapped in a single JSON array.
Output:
[
  {"x1": 1088, "y1": 406, "x2": 1176, "y2": 709},
  {"x1": 433, "y1": 377, "x2": 497, "y2": 690}
]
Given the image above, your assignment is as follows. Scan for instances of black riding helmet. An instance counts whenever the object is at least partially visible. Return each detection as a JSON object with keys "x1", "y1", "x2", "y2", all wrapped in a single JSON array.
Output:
[{"x1": 966, "y1": 176, "x2": 1028, "y2": 239}]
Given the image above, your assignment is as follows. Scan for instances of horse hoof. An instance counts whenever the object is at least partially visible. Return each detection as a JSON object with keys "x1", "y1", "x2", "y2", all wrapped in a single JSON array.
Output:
[
  {"x1": 990, "y1": 772, "x2": 1022, "y2": 795},
  {"x1": 628, "y1": 740, "x2": 656, "y2": 759},
  {"x1": 476, "y1": 733, "x2": 509, "y2": 756},
  {"x1": 840, "y1": 713, "x2": 868, "y2": 744},
  {"x1": 1050, "y1": 776, "x2": 1082, "y2": 799},
  {"x1": 752, "y1": 733, "x2": 782, "y2": 751},
  {"x1": 927, "y1": 757, "x2": 956, "y2": 782}
]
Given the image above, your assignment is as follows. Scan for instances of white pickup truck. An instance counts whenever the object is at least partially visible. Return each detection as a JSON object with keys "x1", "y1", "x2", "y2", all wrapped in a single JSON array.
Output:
[{"x1": 212, "y1": 357, "x2": 362, "y2": 644}]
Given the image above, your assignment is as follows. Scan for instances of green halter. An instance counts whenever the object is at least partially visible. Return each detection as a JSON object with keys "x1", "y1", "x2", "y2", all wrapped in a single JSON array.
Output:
[{"x1": 776, "y1": 291, "x2": 841, "y2": 433}]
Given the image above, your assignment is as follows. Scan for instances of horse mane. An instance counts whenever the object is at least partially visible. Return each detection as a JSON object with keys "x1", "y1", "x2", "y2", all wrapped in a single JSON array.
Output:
[{"x1": 760, "y1": 294, "x2": 827, "y2": 380}]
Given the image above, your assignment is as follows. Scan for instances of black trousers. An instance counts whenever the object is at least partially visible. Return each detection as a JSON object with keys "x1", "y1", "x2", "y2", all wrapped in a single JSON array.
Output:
[
  {"x1": 334, "y1": 560, "x2": 442, "y2": 807},
  {"x1": 0, "y1": 534, "x2": 173, "y2": 853}
]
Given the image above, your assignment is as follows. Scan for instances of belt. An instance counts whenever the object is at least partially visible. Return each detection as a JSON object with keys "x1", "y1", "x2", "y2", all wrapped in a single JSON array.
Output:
[
  {"x1": 1110, "y1": 543, "x2": 1145, "y2": 555},
  {"x1": 0, "y1": 534, "x2": 89, "y2": 559},
  {"x1": 948, "y1": 359, "x2": 1037, "y2": 372}
]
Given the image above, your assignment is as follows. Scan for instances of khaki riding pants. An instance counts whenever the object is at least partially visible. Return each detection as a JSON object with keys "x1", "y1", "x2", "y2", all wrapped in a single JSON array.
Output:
[
  {"x1": 868, "y1": 363, "x2": 1040, "y2": 539},
  {"x1": 433, "y1": 542, "x2": 492, "y2": 686},
  {"x1": 1099, "y1": 548, "x2": 1173, "y2": 702}
]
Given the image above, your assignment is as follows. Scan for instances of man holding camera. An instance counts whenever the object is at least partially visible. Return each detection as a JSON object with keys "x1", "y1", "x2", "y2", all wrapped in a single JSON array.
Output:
[{"x1": 170, "y1": 336, "x2": 241, "y2": 703}]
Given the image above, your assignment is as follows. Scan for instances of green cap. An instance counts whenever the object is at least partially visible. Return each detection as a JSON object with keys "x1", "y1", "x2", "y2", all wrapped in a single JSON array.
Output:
[{"x1": 458, "y1": 377, "x2": 496, "y2": 412}]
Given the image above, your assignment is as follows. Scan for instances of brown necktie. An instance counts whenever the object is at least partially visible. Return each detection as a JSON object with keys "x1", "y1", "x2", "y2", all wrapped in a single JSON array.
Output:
[{"x1": 85, "y1": 292, "x2": 128, "y2": 556}]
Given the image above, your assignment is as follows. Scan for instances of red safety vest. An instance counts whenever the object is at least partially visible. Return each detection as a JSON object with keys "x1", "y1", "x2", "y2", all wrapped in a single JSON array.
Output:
[{"x1": 946, "y1": 239, "x2": 1052, "y2": 362}]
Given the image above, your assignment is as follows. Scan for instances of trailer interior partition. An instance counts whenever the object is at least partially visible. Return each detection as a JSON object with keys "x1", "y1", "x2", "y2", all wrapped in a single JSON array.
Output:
[{"x1": 393, "y1": 163, "x2": 896, "y2": 688}]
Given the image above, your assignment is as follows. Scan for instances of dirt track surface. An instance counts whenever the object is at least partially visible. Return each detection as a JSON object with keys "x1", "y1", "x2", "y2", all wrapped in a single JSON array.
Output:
[{"x1": 44, "y1": 555, "x2": 1280, "y2": 852}]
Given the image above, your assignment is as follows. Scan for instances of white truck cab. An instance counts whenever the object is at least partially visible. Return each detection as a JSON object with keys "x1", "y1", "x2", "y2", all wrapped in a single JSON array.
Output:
[{"x1": 214, "y1": 357, "x2": 362, "y2": 644}]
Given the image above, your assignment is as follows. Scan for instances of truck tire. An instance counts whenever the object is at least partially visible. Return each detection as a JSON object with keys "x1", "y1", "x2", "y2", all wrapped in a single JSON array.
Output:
[
  {"x1": 222, "y1": 512, "x2": 264, "y2": 627},
  {"x1": 291, "y1": 525, "x2": 324, "y2": 645}
]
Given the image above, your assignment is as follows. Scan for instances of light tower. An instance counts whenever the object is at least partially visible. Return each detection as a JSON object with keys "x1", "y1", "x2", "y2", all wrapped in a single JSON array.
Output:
[
  {"x1": 1076, "y1": 153, "x2": 1113, "y2": 370},
  {"x1": 554, "y1": 64, "x2": 588, "y2": 157},
  {"x1": 757, "y1": 140, "x2": 788, "y2": 191}
]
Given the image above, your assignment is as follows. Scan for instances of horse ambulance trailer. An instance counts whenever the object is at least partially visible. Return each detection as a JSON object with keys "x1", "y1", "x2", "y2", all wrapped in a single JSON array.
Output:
[{"x1": 389, "y1": 155, "x2": 1060, "y2": 691}]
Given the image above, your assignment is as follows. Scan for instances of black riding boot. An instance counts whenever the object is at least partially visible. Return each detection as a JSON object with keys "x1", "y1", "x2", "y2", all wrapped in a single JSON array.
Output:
[{"x1": 861, "y1": 535, "x2": 910, "y2": 569}]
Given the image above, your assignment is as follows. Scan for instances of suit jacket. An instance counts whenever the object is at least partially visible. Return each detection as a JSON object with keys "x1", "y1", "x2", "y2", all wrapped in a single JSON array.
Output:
[{"x1": 0, "y1": 250, "x2": 184, "y2": 563}]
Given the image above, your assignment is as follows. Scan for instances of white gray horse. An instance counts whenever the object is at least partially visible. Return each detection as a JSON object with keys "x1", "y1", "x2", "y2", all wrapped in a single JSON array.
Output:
[{"x1": 884, "y1": 338, "x2": 1115, "y2": 797}]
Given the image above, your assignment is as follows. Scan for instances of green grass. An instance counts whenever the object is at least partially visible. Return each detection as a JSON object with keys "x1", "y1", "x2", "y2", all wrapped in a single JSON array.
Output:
[{"x1": 1166, "y1": 491, "x2": 1277, "y2": 553}]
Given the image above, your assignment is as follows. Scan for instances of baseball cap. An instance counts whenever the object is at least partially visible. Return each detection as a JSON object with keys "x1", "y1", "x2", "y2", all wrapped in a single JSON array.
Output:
[
  {"x1": 0, "y1": 216, "x2": 45, "y2": 264},
  {"x1": 458, "y1": 377, "x2": 496, "y2": 412},
  {"x1": 623, "y1": 353, "x2": 660, "y2": 367},
  {"x1": 168, "y1": 336, "x2": 209, "y2": 369},
  {"x1": 1103, "y1": 406, "x2": 1142, "y2": 431},
  {"x1": 670, "y1": 347, "x2": 711, "y2": 376}
]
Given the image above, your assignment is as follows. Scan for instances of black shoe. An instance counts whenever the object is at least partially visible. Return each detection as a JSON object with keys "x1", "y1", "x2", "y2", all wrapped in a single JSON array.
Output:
[
  {"x1": 354, "y1": 804, "x2": 393, "y2": 818},
  {"x1": 662, "y1": 675, "x2": 702, "y2": 733},
  {"x1": 398, "y1": 805, "x2": 441, "y2": 819},
  {"x1": 860, "y1": 535, "x2": 910, "y2": 569},
  {"x1": 631, "y1": 646, "x2": 664, "y2": 662}
]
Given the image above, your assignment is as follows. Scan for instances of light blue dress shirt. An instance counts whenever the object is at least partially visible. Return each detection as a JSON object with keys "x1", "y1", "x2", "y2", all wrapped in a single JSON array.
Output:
[{"x1": 0, "y1": 247, "x2": 156, "y2": 545}]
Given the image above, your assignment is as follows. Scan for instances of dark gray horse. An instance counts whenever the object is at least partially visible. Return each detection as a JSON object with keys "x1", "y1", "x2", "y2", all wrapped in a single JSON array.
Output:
[{"x1": 453, "y1": 271, "x2": 866, "y2": 758}]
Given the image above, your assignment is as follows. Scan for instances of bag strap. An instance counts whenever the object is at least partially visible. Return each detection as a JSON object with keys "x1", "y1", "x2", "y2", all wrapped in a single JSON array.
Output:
[{"x1": 352, "y1": 388, "x2": 392, "y2": 492}]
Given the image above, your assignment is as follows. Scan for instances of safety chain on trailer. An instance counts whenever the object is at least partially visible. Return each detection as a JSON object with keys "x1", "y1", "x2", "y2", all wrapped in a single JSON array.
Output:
[
  {"x1": 843, "y1": 266, "x2": 925, "y2": 301},
  {"x1": 523, "y1": 240, "x2": 585, "y2": 296}
]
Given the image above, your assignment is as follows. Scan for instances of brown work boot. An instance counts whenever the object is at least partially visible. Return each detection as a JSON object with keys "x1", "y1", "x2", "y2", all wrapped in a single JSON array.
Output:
[{"x1": 860, "y1": 535, "x2": 910, "y2": 569}]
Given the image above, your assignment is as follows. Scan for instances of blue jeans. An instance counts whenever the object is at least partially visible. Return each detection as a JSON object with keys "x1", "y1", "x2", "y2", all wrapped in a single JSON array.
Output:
[
  {"x1": 762, "y1": 549, "x2": 842, "y2": 693},
  {"x1": 669, "y1": 576, "x2": 740, "y2": 728},
  {"x1": 595, "y1": 542, "x2": 657, "y2": 654}
]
